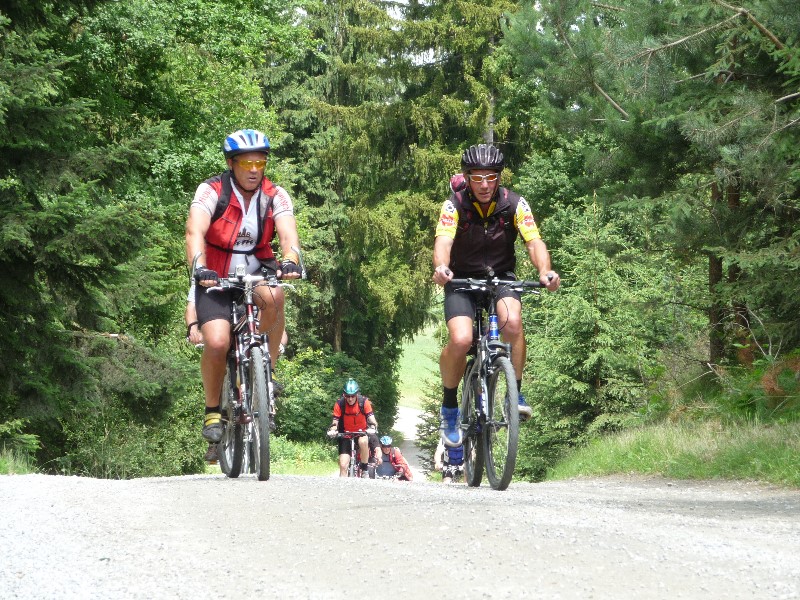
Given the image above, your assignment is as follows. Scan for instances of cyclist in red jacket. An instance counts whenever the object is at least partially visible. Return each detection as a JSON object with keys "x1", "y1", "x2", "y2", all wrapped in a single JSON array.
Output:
[
  {"x1": 374, "y1": 436, "x2": 412, "y2": 481},
  {"x1": 185, "y1": 129, "x2": 303, "y2": 445},
  {"x1": 327, "y1": 379, "x2": 379, "y2": 477}
]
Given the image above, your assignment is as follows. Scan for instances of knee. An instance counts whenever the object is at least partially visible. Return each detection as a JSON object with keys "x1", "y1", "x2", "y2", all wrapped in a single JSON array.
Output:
[
  {"x1": 202, "y1": 331, "x2": 230, "y2": 356},
  {"x1": 501, "y1": 315, "x2": 523, "y2": 338},
  {"x1": 446, "y1": 329, "x2": 473, "y2": 354},
  {"x1": 257, "y1": 286, "x2": 285, "y2": 313}
]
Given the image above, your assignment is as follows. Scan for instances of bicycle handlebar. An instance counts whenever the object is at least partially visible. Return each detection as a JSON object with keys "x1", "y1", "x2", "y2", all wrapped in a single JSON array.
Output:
[
  {"x1": 449, "y1": 277, "x2": 545, "y2": 292},
  {"x1": 206, "y1": 272, "x2": 297, "y2": 294},
  {"x1": 335, "y1": 430, "x2": 375, "y2": 439}
]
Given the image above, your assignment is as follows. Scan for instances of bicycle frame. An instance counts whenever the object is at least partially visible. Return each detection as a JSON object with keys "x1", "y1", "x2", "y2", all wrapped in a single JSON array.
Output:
[
  {"x1": 213, "y1": 265, "x2": 294, "y2": 481},
  {"x1": 336, "y1": 431, "x2": 371, "y2": 478},
  {"x1": 451, "y1": 276, "x2": 544, "y2": 490},
  {"x1": 227, "y1": 270, "x2": 273, "y2": 428}
]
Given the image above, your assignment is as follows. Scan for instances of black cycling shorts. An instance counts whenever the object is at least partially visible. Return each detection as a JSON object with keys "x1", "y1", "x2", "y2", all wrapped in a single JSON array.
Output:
[
  {"x1": 337, "y1": 432, "x2": 379, "y2": 457},
  {"x1": 443, "y1": 271, "x2": 521, "y2": 322},
  {"x1": 194, "y1": 259, "x2": 279, "y2": 326}
]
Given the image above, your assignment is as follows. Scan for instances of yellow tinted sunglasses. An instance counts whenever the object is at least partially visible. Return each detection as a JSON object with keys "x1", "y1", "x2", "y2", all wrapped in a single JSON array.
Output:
[{"x1": 235, "y1": 158, "x2": 267, "y2": 170}]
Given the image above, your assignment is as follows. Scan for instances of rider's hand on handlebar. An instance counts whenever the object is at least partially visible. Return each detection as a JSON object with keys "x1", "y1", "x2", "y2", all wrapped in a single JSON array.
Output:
[
  {"x1": 326, "y1": 427, "x2": 338, "y2": 440},
  {"x1": 194, "y1": 266, "x2": 219, "y2": 286},
  {"x1": 432, "y1": 264, "x2": 453, "y2": 286},
  {"x1": 540, "y1": 270, "x2": 560, "y2": 292},
  {"x1": 278, "y1": 259, "x2": 302, "y2": 279}
]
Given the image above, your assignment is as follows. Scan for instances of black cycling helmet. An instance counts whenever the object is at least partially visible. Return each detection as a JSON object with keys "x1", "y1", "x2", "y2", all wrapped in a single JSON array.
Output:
[{"x1": 461, "y1": 143, "x2": 504, "y2": 173}]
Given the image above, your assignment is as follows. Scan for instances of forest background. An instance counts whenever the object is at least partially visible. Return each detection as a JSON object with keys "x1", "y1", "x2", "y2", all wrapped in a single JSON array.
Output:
[{"x1": 1, "y1": 0, "x2": 798, "y2": 481}]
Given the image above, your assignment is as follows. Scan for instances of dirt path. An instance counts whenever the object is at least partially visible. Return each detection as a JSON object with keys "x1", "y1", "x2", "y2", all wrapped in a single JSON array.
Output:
[
  {"x1": 2, "y1": 473, "x2": 798, "y2": 599},
  {"x1": 394, "y1": 404, "x2": 425, "y2": 478}
]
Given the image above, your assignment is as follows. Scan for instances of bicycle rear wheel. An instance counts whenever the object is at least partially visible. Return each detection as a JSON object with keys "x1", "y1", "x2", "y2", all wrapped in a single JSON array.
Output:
[
  {"x1": 218, "y1": 368, "x2": 244, "y2": 478},
  {"x1": 250, "y1": 346, "x2": 270, "y2": 481},
  {"x1": 461, "y1": 362, "x2": 484, "y2": 487},
  {"x1": 483, "y1": 356, "x2": 519, "y2": 490}
]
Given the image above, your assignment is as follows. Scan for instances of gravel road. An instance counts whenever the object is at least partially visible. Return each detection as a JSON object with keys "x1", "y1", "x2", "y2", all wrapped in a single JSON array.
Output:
[{"x1": 2, "y1": 473, "x2": 798, "y2": 599}]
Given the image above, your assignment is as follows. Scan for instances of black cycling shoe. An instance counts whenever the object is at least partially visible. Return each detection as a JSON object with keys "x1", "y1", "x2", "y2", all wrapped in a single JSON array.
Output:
[
  {"x1": 202, "y1": 412, "x2": 223, "y2": 443},
  {"x1": 272, "y1": 380, "x2": 285, "y2": 397}
]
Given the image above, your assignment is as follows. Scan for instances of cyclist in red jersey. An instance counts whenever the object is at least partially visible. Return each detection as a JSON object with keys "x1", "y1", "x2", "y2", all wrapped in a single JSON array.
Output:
[
  {"x1": 375, "y1": 436, "x2": 413, "y2": 481},
  {"x1": 327, "y1": 378, "x2": 379, "y2": 477},
  {"x1": 186, "y1": 129, "x2": 303, "y2": 445},
  {"x1": 432, "y1": 143, "x2": 560, "y2": 447}
]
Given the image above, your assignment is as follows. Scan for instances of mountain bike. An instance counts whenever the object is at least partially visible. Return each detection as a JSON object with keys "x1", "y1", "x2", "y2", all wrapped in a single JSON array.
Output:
[
  {"x1": 450, "y1": 276, "x2": 545, "y2": 491},
  {"x1": 333, "y1": 431, "x2": 376, "y2": 478},
  {"x1": 202, "y1": 261, "x2": 299, "y2": 482}
]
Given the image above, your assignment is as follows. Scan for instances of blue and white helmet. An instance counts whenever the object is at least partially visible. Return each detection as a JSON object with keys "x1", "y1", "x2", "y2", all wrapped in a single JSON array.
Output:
[
  {"x1": 380, "y1": 435, "x2": 392, "y2": 446},
  {"x1": 223, "y1": 129, "x2": 270, "y2": 158}
]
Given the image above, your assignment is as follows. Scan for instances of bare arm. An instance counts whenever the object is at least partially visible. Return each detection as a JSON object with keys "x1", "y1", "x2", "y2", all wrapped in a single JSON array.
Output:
[
  {"x1": 274, "y1": 215, "x2": 302, "y2": 278},
  {"x1": 185, "y1": 206, "x2": 211, "y2": 269},
  {"x1": 367, "y1": 414, "x2": 378, "y2": 431},
  {"x1": 432, "y1": 235, "x2": 454, "y2": 285},
  {"x1": 525, "y1": 238, "x2": 560, "y2": 291}
]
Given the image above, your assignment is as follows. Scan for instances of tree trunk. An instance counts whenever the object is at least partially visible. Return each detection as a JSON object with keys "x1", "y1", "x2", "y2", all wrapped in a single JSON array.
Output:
[
  {"x1": 708, "y1": 182, "x2": 725, "y2": 365},
  {"x1": 709, "y1": 253, "x2": 725, "y2": 365}
]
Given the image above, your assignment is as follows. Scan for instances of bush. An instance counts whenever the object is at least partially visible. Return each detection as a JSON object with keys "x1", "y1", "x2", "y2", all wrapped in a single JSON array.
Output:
[{"x1": 275, "y1": 347, "x2": 393, "y2": 442}]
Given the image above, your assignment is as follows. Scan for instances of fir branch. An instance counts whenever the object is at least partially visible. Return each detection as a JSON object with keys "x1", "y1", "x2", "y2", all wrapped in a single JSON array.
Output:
[
  {"x1": 592, "y1": 81, "x2": 629, "y2": 120},
  {"x1": 630, "y1": 14, "x2": 741, "y2": 63},
  {"x1": 776, "y1": 92, "x2": 800, "y2": 104},
  {"x1": 712, "y1": 0, "x2": 785, "y2": 51},
  {"x1": 590, "y1": 2, "x2": 624, "y2": 12},
  {"x1": 553, "y1": 21, "x2": 629, "y2": 119}
]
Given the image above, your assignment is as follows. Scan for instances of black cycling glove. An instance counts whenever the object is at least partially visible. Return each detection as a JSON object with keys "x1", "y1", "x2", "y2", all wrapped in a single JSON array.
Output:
[
  {"x1": 280, "y1": 260, "x2": 302, "y2": 277},
  {"x1": 194, "y1": 266, "x2": 219, "y2": 284}
]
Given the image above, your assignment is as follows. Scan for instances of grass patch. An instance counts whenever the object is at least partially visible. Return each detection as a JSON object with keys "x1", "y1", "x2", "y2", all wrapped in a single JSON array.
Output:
[
  {"x1": 0, "y1": 448, "x2": 36, "y2": 475},
  {"x1": 398, "y1": 324, "x2": 441, "y2": 409},
  {"x1": 206, "y1": 435, "x2": 338, "y2": 477},
  {"x1": 548, "y1": 420, "x2": 800, "y2": 488}
]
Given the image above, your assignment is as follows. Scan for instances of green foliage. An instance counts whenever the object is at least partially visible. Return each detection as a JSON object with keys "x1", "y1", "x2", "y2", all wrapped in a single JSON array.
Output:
[
  {"x1": 0, "y1": 419, "x2": 40, "y2": 457},
  {"x1": 549, "y1": 420, "x2": 800, "y2": 488},
  {"x1": 275, "y1": 347, "x2": 394, "y2": 443},
  {"x1": 59, "y1": 392, "x2": 205, "y2": 478},
  {"x1": 504, "y1": 0, "x2": 800, "y2": 363},
  {"x1": 270, "y1": 435, "x2": 337, "y2": 466}
]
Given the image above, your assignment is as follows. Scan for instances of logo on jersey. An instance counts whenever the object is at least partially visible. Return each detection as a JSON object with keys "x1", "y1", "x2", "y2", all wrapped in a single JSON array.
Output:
[
  {"x1": 235, "y1": 228, "x2": 256, "y2": 247},
  {"x1": 439, "y1": 200, "x2": 457, "y2": 227}
]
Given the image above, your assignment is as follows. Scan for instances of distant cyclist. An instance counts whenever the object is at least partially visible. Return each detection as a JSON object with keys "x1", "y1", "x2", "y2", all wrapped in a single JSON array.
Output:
[
  {"x1": 327, "y1": 378, "x2": 379, "y2": 478},
  {"x1": 432, "y1": 143, "x2": 560, "y2": 447},
  {"x1": 434, "y1": 439, "x2": 463, "y2": 483},
  {"x1": 185, "y1": 129, "x2": 303, "y2": 446},
  {"x1": 375, "y1": 436, "x2": 412, "y2": 481}
]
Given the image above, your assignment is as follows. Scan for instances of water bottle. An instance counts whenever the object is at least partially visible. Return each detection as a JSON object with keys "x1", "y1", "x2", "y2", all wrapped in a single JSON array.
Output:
[{"x1": 488, "y1": 314, "x2": 499, "y2": 341}]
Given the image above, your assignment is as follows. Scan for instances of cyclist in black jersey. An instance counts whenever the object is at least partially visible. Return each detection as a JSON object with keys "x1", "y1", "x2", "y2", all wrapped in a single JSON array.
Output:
[{"x1": 432, "y1": 143, "x2": 560, "y2": 446}]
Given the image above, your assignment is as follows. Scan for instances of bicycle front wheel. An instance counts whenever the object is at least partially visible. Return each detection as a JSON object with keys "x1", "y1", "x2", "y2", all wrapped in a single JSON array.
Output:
[
  {"x1": 461, "y1": 362, "x2": 484, "y2": 487},
  {"x1": 218, "y1": 368, "x2": 244, "y2": 478},
  {"x1": 483, "y1": 356, "x2": 519, "y2": 491},
  {"x1": 249, "y1": 346, "x2": 270, "y2": 481}
]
